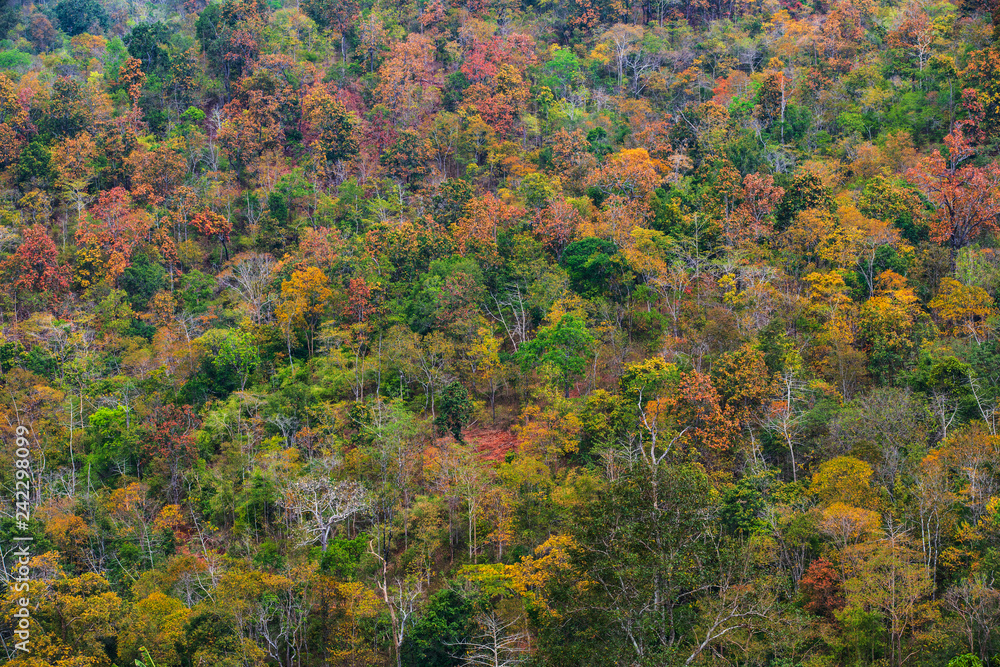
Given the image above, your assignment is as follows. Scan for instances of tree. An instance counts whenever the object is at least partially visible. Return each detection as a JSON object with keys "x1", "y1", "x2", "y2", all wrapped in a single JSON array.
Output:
[
  {"x1": 856, "y1": 273, "x2": 924, "y2": 383},
  {"x1": 723, "y1": 173, "x2": 785, "y2": 246},
  {"x1": 387, "y1": 326, "x2": 456, "y2": 421},
  {"x1": 907, "y1": 126, "x2": 1000, "y2": 257},
  {"x1": 191, "y1": 210, "x2": 234, "y2": 260},
  {"x1": 586, "y1": 148, "x2": 664, "y2": 201},
  {"x1": 1, "y1": 225, "x2": 70, "y2": 301},
  {"x1": 801, "y1": 557, "x2": 845, "y2": 618},
  {"x1": 436, "y1": 381, "x2": 473, "y2": 442},
  {"x1": 811, "y1": 456, "x2": 879, "y2": 510},
  {"x1": 140, "y1": 403, "x2": 200, "y2": 504},
  {"x1": 28, "y1": 12, "x2": 58, "y2": 53},
  {"x1": 213, "y1": 328, "x2": 261, "y2": 391},
  {"x1": 469, "y1": 327, "x2": 504, "y2": 423},
  {"x1": 196, "y1": 0, "x2": 265, "y2": 90},
  {"x1": 35, "y1": 572, "x2": 124, "y2": 664},
  {"x1": 302, "y1": 85, "x2": 359, "y2": 178},
  {"x1": 374, "y1": 34, "x2": 439, "y2": 126},
  {"x1": 514, "y1": 384, "x2": 583, "y2": 469},
  {"x1": 775, "y1": 173, "x2": 833, "y2": 231},
  {"x1": 712, "y1": 345, "x2": 777, "y2": 430},
  {"x1": 546, "y1": 462, "x2": 776, "y2": 666},
  {"x1": 945, "y1": 576, "x2": 1000, "y2": 664},
  {"x1": 53, "y1": 0, "x2": 110, "y2": 36},
  {"x1": 533, "y1": 199, "x2": 581, "y2": 262},
  {"x1": 929, "y1": 278, "x2": 995, "y2": 342},
  {"x1": 282, "y1": 477, "x2": 370, "y2": 549},
  {"x1": 886, "y1": 1, "x2": 939, "y2": 74},
  {"x1": 42, "y1": 77, "x2": 93, "y2": 138},
  {"x1": 519, "y1": 314, "x2": 594, "y2": 397},
  {"x1": 301, "y1": 0, "x2": 359, "y2": 62},
  {"x1": 600, "y1": 24, "x2": 644, "y2": 93},
  {"x1": 452, "y1": 194, "x2": 524, "y2": 263},
  {"x1": 841, "y1": 530, "x2": 934, "y2": 667},
  {"x1": 829, "y1": 386, "x2": 933, "y2": 495},
  {"x1": 400, "y1": 587, "x2": 475, "y2": 667},
  {"x1": 126, "y1": 22, "x2": 173, "y2": 74},
  {"x1": 219, "y1": 252, "x2": 276, "y2": 324},
  {"x1": 461, "y1": 610, "x2": 528, "y2": 667},
  {"x1": 277, "y1": 266, "x2": 332, "y2": 358},
  {"x1": 75, "y1": 187, "x2": 153, "y2": 284},
  {"x1": 858, "y1": 175, "x2": 927, "y2": 244},
  {"x1": 119, "y1": 591, "x2": 191, "y2": 667},
  {"x1": 218, "y1": 93, "x2": 284, "y2": 177},
  {"x1": 107, "y1": 482, "x2": 163, "y2": 569},
  {"x1": 0, "y1": 73, "x2": 29, "y2": 169}
]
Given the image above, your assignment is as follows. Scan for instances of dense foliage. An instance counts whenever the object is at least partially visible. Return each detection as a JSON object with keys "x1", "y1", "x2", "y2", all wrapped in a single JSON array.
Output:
[{"x1": 2, "y1": 0, "x2": 1000, "y2": 665}]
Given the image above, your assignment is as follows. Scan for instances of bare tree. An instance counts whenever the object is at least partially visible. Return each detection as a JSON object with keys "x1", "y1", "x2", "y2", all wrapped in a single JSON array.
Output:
[
  {"x1": 219, "y1": 252, "x2": 276, "y2": 324},
  {"x1": 761, "y1": 370, "x2": 808, "y2": 483},
  {"x1": 945, "y1": 575, "x2": 1000, "y2": 664},
  {"x1": 602, "y1": 24, "x2": 644, "y2": 92},
  {"x1": 369, "y1": 538, "x2": 425, "y2": 667},
  {"x1": 485, "y1": 285, "x2": 531, "y2": 352},
  {"x1": 282, "y1": 477, "x2": 370, "y2": 549},
  {"x1": 387, "y1": 326, "x2": 455, "y2": 420},
  {"x1": 460, "y1": 611, "x2": 529, "y2": 667}
]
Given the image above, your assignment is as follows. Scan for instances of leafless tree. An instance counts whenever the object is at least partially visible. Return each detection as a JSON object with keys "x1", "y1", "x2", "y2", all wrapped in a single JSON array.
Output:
[
  {"x1": 219, "y1": 252, "x2": 276, "y2": 324},
  {"x1": 485, "y1": 285, "x2": 530, "y2": 352},
  {"x1": 945, "y1": 575, "x2": 1000, "y2": 664},
  {"x1": 369, "y1": 538, "x2": 425, "y2": 667},
  {"x1": 282, "y1": 477, "x2": 370, "y2": 549},
  {"x1": 761, "y1": 370, "x2": 808, "y2": 483},
  {"x1": 460, "y1": 611, "x2": 529, "y2": 667}
]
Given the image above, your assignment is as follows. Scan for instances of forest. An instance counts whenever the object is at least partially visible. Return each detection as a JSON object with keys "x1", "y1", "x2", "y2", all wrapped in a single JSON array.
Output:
[{"x1": 3, "y1": 0, "x2": 1000, "y2": 664}]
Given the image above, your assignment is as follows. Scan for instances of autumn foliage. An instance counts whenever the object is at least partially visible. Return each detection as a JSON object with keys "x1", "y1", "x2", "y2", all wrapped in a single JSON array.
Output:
[{"x1": 4, "y1": 0, "x2": 1000, "y2": 665}]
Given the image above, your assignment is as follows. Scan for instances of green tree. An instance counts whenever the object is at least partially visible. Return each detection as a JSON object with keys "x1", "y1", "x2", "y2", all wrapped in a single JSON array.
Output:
[
  {"x1": 53, "y1": 0, "x2": 110, "y2": 36},
  {"x1": 539, "y1": 463, "x2": 719, "y2": 665},
  {"x1": 400, "y1": 587, "x2": 476, "y2": 667},
  {"x1": 520, "y1": 314, "x2": 595, "y2": 397},
  {"x1": 436, "y1": 381, "x2": 474, "y2": 442},
  {"x1": 561, "y1": 237, "x2": 620, "y2": 296},
  {"x1": 214, "y1": 329, "x2": 261, "y2": 392},
  {"x1": 87, "y1": 406, "x2": 140, "y2": 477},
  {"x1": 774, "y1": 173, "x2": 833, "y2": 231}
]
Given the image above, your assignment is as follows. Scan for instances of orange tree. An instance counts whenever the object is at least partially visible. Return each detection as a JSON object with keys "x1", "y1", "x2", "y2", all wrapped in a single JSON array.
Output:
[{"x1": 906, "y1": 126, "x2": 1000, "y2": 257}]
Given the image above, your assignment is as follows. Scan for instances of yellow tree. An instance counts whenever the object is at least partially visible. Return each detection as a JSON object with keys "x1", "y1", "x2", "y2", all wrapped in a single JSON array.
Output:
[
  {"x1": 817, "y1": 204, "x2": 907, "y2": 296},
  {"x1": 585, "y1": 147, "x2": 664, "y2": 201},
  {"x1": 469, "y1": 326, "x2": 504, "y2": 423},
  {"x1": 857, "y1": 270, "x2": 923, "y2": 382},
  {"x1": 811, "y1": 455, "x2": 880, "y2": 510},
  {"x1": 819, "y1": 501, "x2": 882, "y2": 554},
  {"x1": 514, "y1": 382, "x2": 583, "y2": 472},
  {"x1": 805, "y1": 270, "x2": 867, "y2": 397},
  {"x1": 320, "y1": 580, "x2": 384, "y2": 665},
  {"x1": 929, "y1": 277, "x2": 996, "y2": 342},
  {"x1": 277, "y1": 266, "x2": 332, "y2": 358},
  {"x1": 118, "y1": 591, "x2": 191, "y2": 667},
  {"x1": 0, "y1": 73, "x2": 29, "y2": 167},
  {"x1": 841, "y1": 529, "x2": 935, "y2": 667},
  {"x1": 477, "y1": 486, "x2": 516, "y2": 561},
  {"x1": 37, "y1": 573, "x2": 125, "y2": 667}
]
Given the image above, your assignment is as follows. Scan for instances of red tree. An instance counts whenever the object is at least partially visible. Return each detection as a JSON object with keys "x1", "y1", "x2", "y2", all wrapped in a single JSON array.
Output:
[
  {"x1": 1, "y1": 224, "x2": 70, "y2": 296},
  {"x1": 140, "y1": 404, "x2": 200, "y2": 503},
  {"x1": 907, "y1": 125, "x2": 1000, "y2": 256},
  {"x1": 76, "y1": 187, "x2": 153, "y2": 282},
  {"x1": 801, "y1": 557, "x2": 845, "y2": 618}
]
